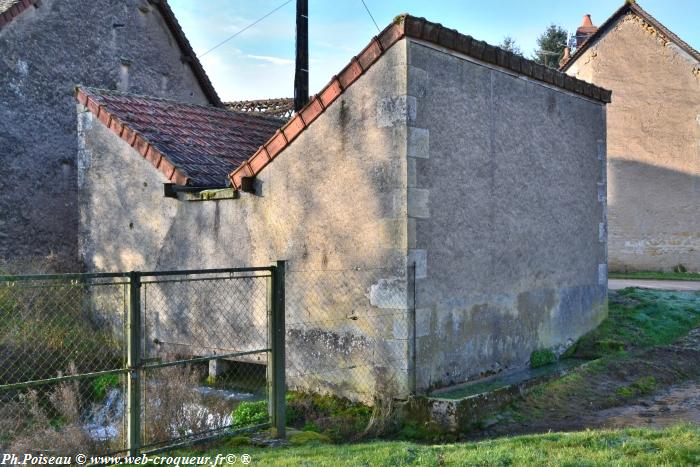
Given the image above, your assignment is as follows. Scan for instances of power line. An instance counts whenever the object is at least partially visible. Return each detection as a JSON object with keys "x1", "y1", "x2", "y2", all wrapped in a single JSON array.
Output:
[
  {"x1": 360, "y1": 0, "x2": 380, "y2": 32},
  {"x1": 199, "y1": 0, "x2": 294, "y2": 58}
]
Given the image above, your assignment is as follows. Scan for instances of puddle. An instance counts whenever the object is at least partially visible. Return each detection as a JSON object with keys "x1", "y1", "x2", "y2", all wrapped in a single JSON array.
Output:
[{"x1": 589, "y1": 381, "x2": 700, "y2": 429}]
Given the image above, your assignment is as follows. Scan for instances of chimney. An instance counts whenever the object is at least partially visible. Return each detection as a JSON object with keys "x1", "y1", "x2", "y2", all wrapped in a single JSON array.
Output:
[
  {"x1": 575, "y1": 14, "x2": 598, "y2": 47},
  {"x1": 559, "y1": 46, "x2": 571, "y2": 67}
]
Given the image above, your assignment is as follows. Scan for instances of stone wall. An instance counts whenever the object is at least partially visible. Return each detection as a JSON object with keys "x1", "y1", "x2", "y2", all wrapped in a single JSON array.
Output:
[
  {"x1": 79, "y1": 37, "x2": 608, "y2": 398},
  {"x1": 566, "y1": 13, "x2": 700, "y2": 272},
  {"x1": 0, "y1": 0, "x2": 210, "y2": 270},
  {"x1": 78, "y1": 41, "x2": 411, "y2": 400},
  {"x1": 407, "y1": 40, "x2": 608, "y2": 390}
]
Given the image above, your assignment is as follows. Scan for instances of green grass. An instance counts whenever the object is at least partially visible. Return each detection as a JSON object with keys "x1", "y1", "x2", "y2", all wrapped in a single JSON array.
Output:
[
  {"x1": 166, "y1": 425, "x2": 700, "y2": 466},
  {"x1": 609, "y1": 270, "x2": 700, "y2": 281},
  {"x1": 567, "y1": 288, "x2": 700, "y2": 359}
]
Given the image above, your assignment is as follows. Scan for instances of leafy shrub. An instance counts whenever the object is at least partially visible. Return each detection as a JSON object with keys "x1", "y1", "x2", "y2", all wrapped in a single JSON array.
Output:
[
  {"x1": 91, "y1": 373, "x2": 120, "y2": 401},
  {"x1": 530, "y1": 349, "x2": 556, "y2": 368},
  {"x1": 231, "y1": 400, "x2": 268, "y2": 428}
]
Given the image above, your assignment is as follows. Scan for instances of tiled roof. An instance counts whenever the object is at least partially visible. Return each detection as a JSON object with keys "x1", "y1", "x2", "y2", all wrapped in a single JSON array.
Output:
[
  {"x1": 0, "y1": 0, "x2": 38, "y2": 28},
  {"x1": 225, "y1": 98, "x2": 294, "y2": 120},
  {"x1": 228, "y1": 14, "x2": 612, "y2": 189},
  {"x1": 0, "y1": 0, "x2": 222, "y2": 107},
  {"x1": 76, "y1": 87, "x2": 281, "y2": 187},
  {"x1": 561, "y1": 1, "x2": 700, "y2": 71}
]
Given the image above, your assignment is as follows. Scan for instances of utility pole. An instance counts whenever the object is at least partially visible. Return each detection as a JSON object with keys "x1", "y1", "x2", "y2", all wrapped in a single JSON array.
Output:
[{"x1": 294, "y1": 0, "x2": 309, "y2": 112}]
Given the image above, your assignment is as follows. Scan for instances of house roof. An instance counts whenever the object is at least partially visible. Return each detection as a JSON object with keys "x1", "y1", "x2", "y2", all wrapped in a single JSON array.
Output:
[
  {"x1": 225, "y1": 98, "x2": 294, "y2": 120},
  {"x1": 560, "y1": 1, "x2": 700, "y2": 71},
  {"x1": 227, "y1": 14, "x2": 612, "y2": 189},
  {"x1": 76, "y1": 86, "x2": 281, "y2": 187},
  {"x1": 0, "y1": 0, "x2": 222, "y2": 107}
]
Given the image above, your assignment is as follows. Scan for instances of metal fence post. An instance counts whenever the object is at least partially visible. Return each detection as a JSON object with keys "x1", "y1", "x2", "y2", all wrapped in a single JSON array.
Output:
[
  {"x1": 127, "y1": 271, "x2": 142, "y2": 456},
  {"x1": 269, "y1": 261, "x2": 286, "y2": 438}
]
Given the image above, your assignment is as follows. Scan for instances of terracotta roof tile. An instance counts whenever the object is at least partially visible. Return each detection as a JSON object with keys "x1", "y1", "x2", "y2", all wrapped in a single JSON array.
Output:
[
  {"x1": 76, "y1": 87, "x2": 281, "y2": 187},
  {"x1": 225, "y1": 98, "x2": 294, "y2": 119},
  {"x1": 0, "y1": 0, "x2": 37, "y2": 28}
]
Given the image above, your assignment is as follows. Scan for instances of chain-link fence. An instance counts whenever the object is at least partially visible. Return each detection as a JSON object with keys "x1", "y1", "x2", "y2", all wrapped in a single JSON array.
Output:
[
  {"x1": 1, "y1": 262, "x2": 418, "y2": 456},
  {"x1": 0, "y1": 266, "x2": 283, "y2": 457}
]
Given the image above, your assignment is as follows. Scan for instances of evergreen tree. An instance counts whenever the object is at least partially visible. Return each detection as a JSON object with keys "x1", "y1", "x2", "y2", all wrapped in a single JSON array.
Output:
[{"x1": 533, "y1": 24, "x2": 568, "y2": 68}]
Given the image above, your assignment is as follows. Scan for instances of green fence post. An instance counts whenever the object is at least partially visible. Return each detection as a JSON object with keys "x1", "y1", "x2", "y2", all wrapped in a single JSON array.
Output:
[
  {"x1": 269, "y1": 261, "x2": 286, "y2": 439},
  {"x1": 127, "y1": 271, "x2": 142, "y2": 456}
]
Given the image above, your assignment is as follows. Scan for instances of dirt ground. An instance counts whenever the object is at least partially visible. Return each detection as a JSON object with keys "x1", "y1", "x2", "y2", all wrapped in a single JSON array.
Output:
[
  {"x1": 477, "y1": 327, "x2": 700, "y2": 438},
  {"x1": 586, "y1": 381, "x2": 700, "y2": 429}
]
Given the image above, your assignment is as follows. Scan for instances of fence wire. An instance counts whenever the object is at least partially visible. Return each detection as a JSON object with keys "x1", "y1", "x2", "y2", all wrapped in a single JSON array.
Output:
[
  {"x1": 0, "y1": 269, "x2": 273, "y2": 457},
  {"x1": 0, "y1": 263, "x2": 416, "y2": 456}
]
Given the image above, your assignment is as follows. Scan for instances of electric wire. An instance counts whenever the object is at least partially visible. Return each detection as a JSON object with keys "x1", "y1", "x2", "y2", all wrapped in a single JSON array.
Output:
[{"x1": 199, "y1": 0, "x2": 294, "y2": 58}]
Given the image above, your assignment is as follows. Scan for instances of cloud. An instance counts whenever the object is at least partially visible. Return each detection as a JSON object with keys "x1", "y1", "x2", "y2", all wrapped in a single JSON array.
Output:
[{"x1": 246, "y1": 54, "x2": 295, "y2": 65}]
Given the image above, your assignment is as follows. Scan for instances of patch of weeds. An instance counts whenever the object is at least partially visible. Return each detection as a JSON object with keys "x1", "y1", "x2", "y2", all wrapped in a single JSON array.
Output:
[
  {"x1": 231, "y1": 400, "x2": 268, "y2": 428},
  {"x1": 91, "y1": 373, "x2": 120, "y2": 401},
  {"x1": 223, "y1": 435, "x2": 251, "y2": 447},
  {"x1": 530, "y1": 349, "x2": 556, "y2": 368},
  {"x1": 616, "y1": 377, "x2": 657, "y2": 399},
  {"x1": 289, "y1": 431, "x2": 331, "y2": 445},
  {"x1": 286, "y1": 392, "x2": 373, "y2": 442}
]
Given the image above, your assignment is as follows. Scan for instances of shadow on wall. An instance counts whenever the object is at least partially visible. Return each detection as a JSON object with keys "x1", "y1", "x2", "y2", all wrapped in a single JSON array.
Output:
[{"x1": 608, "y1": 159, "x2": 700, "y2": 272}]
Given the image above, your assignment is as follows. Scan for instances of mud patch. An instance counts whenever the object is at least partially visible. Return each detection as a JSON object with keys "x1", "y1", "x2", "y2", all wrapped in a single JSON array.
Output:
[
  {"x1": 478, "y1": 327, "x2": 700, "y2": 438},
  {"x1": 588, "y1": 381, "x2": 700, "y2": 429}
]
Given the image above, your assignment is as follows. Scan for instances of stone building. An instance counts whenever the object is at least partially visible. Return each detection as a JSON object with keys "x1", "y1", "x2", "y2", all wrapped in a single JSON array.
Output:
[
  {"x1": 77, "y1": 15, "x2": 610, "y2": 398},
  {"x1": 562, "y1": 2, "x2": 700, "y2": 272},
  {"x1": 0, "y1": 0, "x2": 220, "y2": 270}
]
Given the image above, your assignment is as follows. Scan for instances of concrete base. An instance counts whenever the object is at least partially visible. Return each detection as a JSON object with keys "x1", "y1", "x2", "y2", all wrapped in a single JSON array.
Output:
[{"x1": 406, "y1": 360, "x2": 588, "y2": 432}]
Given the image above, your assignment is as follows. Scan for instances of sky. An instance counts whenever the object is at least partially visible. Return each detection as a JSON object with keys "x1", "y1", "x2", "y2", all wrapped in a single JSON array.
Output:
[{"x1": 169, "y1": 0, "x2": 700, "y2": 102}]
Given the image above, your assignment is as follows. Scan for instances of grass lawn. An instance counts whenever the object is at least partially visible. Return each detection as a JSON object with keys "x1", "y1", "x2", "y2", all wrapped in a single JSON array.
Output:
[
  {"x1": 609, "y1": 271, "x2": 700, "y2": 281},
  {"x1": 167, "y1": 425, "x2": 700, "y2": 466}
]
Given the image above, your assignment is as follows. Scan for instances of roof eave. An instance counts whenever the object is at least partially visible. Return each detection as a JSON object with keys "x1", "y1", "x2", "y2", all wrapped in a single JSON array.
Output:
[
  {"x1": 561, "y1": 2, "x2": 700, "y2": 71},
  {"x1": 229, "y1": 14, "x2": 612, "y2": 190}
]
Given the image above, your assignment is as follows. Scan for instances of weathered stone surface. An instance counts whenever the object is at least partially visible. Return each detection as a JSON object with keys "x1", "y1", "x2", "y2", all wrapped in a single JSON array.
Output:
[
  {"x1": 566, "y1": 13, "x2": 700, "y2": 272},
  {"x1": 0, "y1": 0, "x2": 210, "y2": 269},
  {"x1": 78, "y1": 37, "x2": 606, "y2": 400},
  {"x1": 408, "y1": 41, "x2": 607, "y2": 390},
  {"x1": 79, "y1": 41, "x2": 410, "y2": 400}
]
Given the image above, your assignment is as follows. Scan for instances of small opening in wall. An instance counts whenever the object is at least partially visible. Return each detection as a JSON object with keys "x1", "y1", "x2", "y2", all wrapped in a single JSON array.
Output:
[{"x1": 129, "y1": 222, "x2": 134, "y2": 230}]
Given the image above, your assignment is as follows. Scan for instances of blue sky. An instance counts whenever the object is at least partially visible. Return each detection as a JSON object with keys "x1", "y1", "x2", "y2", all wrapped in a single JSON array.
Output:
[{"x1": 169, "y1": 1, "x2": 700, "y2": 101}]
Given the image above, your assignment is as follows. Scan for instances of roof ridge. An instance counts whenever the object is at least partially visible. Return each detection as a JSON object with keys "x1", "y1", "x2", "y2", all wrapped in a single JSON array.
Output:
[
  {"x1": 228, "y1": 13, "x2": 612, "y2": 190},
  {"x1": 78, "y1": 86, "x2": 283, "y2": 125},
  {"x1": 561, "y1": 1, "x2": 700, "y2": 71}
]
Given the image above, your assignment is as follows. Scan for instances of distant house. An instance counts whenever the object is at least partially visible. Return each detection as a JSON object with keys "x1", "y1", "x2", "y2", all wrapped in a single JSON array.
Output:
[
  {"x1": 562, "y1": 2, "x2": 700, "y2": 272},
  {"x1": 77, "y1": 15, "x2": 610, "y2": 398},
  {"x1": 0, "y1": 0, "x2": 220, "y2": 270}
]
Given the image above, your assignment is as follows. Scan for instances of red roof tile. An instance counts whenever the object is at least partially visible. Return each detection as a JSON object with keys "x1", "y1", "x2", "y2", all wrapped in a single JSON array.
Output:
[
  {"x1": 228, "y1": 14, "x2": 612, "y2": 189},
  {"x1": 76, "y1": 87, "x2": 281, "y2": 187}
]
